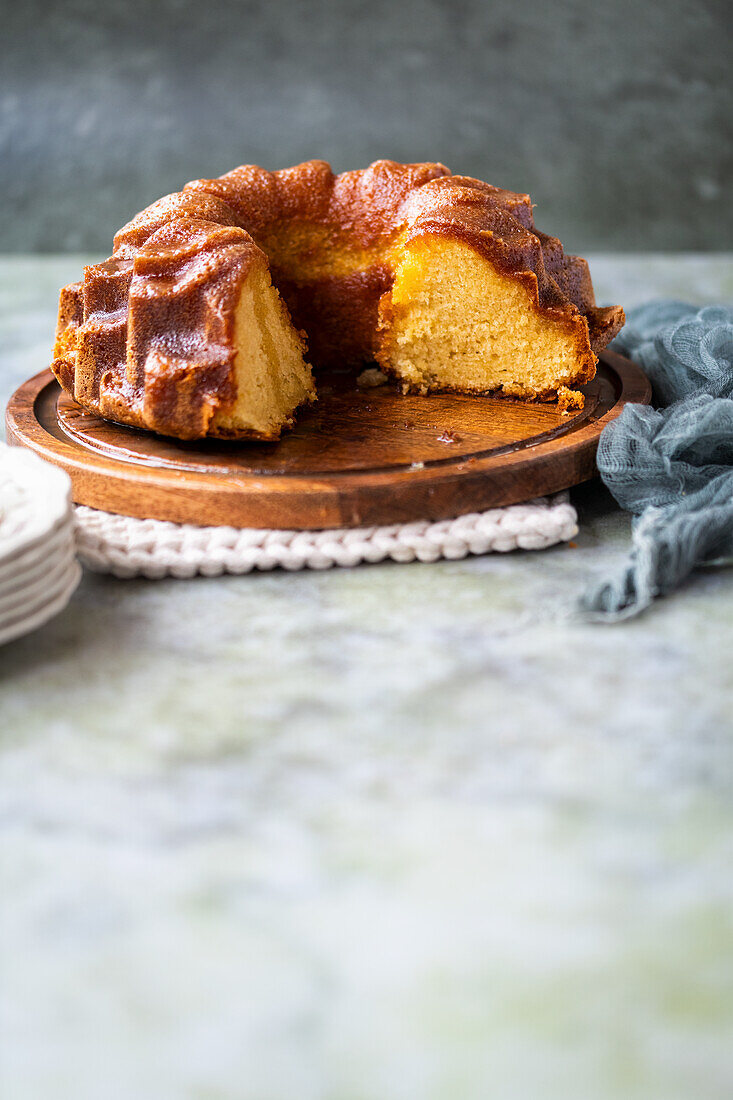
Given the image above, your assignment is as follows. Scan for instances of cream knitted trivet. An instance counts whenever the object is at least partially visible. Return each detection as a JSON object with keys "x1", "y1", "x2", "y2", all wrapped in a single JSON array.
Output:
[{"x1": 73, "y1": 494, "x2": 578, "y2": 579}]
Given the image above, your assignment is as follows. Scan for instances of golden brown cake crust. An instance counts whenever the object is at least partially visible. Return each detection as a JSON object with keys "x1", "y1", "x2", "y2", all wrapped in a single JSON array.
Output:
[{"x1": 53, "y1": 160, "x2": 625, "y2": 440}]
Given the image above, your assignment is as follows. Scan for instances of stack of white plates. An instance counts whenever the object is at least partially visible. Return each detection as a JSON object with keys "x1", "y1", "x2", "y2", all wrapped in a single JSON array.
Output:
[{"x1": 0, "y1": 443, "x2": 81, "y2": 646}]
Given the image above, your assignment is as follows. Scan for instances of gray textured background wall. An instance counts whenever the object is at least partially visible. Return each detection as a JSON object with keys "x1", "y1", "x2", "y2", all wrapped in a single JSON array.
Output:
[{"x1": 3, "y1": 0, "x2": 731, "y2": 253}]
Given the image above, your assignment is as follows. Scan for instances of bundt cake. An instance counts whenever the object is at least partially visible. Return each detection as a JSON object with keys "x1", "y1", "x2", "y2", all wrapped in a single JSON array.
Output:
[{"x1": 52, "y1": 160, "x2": 625, "y2": 441}]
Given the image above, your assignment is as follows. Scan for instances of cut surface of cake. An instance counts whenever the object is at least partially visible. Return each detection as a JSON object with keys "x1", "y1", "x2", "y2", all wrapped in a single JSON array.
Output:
[
  {"x1": 378, "y1": 237, "x2": 596, "y2": 398},
  {"x1": 52, "y1": 160, "x2": 625, "y2": 440}
]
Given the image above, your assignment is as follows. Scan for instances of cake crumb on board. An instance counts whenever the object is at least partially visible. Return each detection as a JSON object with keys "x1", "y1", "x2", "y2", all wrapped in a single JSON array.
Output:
[
  {"x1": 557, "y1": 386, "x2": 585, "y2": 414},
  {"x1": 357, "y1": 367, "x2": 388, "y2": 388}
]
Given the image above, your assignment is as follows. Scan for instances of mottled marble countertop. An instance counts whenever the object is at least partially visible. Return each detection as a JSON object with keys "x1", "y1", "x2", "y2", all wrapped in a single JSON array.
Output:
[{"x1": 1, "y1": 255, "x2": 732, "y2": 1100}]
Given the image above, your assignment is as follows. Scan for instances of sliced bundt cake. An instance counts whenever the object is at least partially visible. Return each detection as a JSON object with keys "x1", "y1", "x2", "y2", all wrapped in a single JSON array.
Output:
[{"x1": 52, "y1": 160, "x2": 624, "y2": 440}]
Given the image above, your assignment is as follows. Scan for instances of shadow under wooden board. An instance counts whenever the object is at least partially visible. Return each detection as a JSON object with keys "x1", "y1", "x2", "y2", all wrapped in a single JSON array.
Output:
[{"x1": 5, "y1": 350, "x2": 650, "y2": 529}]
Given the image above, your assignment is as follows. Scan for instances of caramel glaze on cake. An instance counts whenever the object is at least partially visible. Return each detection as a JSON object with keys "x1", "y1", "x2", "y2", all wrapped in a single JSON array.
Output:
[{"x1": 52, "y1": 160, "x2": 625, "y2": 441}]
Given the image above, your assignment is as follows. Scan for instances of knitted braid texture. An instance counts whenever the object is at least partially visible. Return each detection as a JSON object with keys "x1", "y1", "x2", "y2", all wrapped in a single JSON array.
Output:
[{"x1": 74, "y1": 495, "x2": 578, "y2": 579}]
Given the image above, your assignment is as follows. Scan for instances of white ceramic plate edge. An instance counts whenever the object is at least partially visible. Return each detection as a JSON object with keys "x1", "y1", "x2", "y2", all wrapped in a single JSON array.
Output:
[{"x1": 0, "y1": 561, "x2": 82, "y2": 646}]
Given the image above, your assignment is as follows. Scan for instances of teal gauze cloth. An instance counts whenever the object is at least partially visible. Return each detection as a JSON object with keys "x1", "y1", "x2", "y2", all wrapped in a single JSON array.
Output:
[{"x1": 581, "y1": 301, "x2": 733, "y2": 621}]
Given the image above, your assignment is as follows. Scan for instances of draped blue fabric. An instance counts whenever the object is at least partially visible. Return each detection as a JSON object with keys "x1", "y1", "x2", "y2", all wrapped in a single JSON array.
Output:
[{"x1": 581, "y1": 303, "x2": 733, "y2": 620}]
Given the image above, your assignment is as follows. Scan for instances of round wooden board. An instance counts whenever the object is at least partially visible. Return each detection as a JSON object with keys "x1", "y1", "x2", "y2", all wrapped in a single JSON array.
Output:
[{"x1": 5, "y1": 350, "x2": 650, "y2": 529}]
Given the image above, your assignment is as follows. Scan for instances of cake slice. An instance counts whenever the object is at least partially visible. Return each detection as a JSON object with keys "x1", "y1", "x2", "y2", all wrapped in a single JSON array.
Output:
[
  {"x1": 53, "y1": 218, "x2": 315, "y2": 441},
  {"x1": 376, "y1": 202, "x2": 623, "y2": 401}
]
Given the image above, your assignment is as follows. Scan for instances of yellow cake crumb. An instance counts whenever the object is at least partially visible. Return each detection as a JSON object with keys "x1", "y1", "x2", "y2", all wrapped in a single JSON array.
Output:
[{"x1": 557, "y1": 386, "x2": 585, "y2": 414}]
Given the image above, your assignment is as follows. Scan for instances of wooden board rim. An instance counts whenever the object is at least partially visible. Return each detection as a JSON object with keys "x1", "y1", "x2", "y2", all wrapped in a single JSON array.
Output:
[{"x1": 5, "y1": 350, "x2": 651, "y2": 529}]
